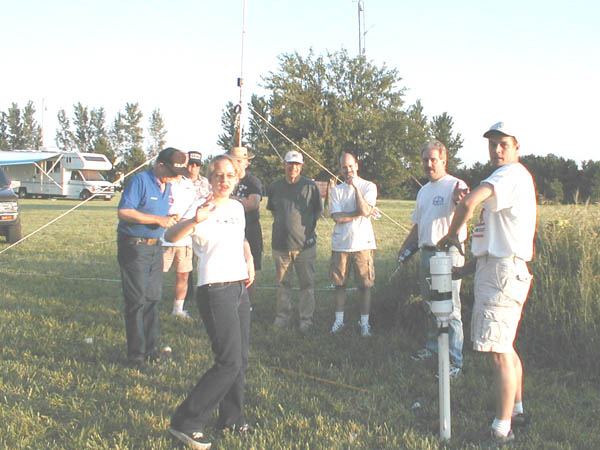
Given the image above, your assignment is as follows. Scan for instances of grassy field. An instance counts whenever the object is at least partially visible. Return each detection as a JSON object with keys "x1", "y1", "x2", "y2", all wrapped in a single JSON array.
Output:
[{"x1": 1, "y1": 196, "x2": 599, "y2": 449}]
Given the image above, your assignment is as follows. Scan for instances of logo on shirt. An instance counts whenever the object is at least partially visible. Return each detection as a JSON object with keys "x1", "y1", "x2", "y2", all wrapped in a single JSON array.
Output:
[{"x1": 432, "y1": 195, "x2": 444, "y2": 206}]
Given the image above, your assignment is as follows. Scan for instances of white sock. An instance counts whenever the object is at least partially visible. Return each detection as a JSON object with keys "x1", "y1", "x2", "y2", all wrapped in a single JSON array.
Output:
[
  {"x1": 173, "y1": 299, "x2": 185, "y2": 313},
  {"x1": 360, "y1": 314, "x2": 369, "y2": 326},
  {"x1": 512, "y1": 401, "x2": 524, "y2": 416},
  {"x1": 491, "y1": 418, "x2": 511, "y2": 436},
  {"x1": 335, "y1": 311, "x2": 344, "y2": 323}
]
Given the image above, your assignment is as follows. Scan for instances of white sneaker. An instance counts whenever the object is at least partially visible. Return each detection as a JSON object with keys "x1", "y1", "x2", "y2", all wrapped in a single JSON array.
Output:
[
  {"x1": 410, "y1": 348, "x2": 434, "y2": 361},
  {"x1": 436, "y1": 365, "x2": 461, "y2": 379},
  {"x1": 171, "y1": 310, "x2": 191, "y2": 320},
  {"x1": 359, "y1": 321, "x2": 371, "y2": 337},
  {"x1": 331, "y1": 320, "x2": 344, "y2": 333}
]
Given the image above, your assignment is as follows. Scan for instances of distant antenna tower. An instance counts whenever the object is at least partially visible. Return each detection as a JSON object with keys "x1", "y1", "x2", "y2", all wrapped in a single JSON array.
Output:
[{"x1": 357, "y1": 0, "x2": 366, "y2": 55}]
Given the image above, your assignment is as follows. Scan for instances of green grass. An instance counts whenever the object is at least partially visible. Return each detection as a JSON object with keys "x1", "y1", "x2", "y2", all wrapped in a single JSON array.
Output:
[{"x1": 1, "y1": 196, "x2": 599, "y2": 449}]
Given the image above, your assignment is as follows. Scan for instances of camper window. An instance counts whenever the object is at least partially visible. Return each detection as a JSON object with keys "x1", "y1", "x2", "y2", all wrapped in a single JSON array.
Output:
[{"x1": 80, "y1": 170, "x2": 105, "y2": 182}]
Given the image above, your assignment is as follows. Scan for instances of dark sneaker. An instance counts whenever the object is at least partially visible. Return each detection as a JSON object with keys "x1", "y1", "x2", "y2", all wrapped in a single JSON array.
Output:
[
  {"x1": 126, "y1": 357, "x2": 147, "y2": 371},
  {"x1": 483, "y1": 429, "x2": 515, "y2": 448},
  {"x1": 169, "y1": 427, "x2": 211, "y2": 449},
  {"x1": 511, "y1": 412, "x2": 531, "y2": 427}
]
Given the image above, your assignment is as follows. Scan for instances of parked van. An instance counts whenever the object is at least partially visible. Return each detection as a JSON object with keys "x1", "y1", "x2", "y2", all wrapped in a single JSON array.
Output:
[{"x1": 1, "y1": 150, "x2": 115, "y2": 200}]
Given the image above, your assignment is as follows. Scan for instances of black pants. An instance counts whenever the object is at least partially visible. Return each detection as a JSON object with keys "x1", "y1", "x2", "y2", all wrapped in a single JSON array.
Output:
[{"x1": 171, "y1": 280, "x2": 250, "y2": 432}]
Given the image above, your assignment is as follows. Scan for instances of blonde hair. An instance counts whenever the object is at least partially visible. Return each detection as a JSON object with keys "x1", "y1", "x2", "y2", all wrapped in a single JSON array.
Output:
[{"x1": 205, "y1": 154, "x2": 241, "y2": 179}]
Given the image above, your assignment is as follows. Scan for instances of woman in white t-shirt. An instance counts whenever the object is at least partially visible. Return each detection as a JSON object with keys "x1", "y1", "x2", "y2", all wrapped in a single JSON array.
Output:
[{"x1": 165, "y1": 154, "x2": 255, "y2": 448}]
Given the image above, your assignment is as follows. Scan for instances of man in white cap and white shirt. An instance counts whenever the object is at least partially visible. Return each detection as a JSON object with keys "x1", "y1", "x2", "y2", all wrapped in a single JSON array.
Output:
[
  {"x1": 266, "y1": 150, "x2": 323, "y2": 332},
  {"x1": 438, "y1": 121, "x2": 536, "y2": 446}
]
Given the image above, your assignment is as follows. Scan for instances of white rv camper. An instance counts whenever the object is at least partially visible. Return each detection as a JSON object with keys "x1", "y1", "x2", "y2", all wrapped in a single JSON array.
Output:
[{"x1": 0, "y1": 150, "x2": 115, "y2": 200}]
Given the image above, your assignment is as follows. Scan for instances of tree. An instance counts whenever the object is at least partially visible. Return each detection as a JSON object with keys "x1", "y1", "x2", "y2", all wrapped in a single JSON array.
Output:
[
  {"x1": 55, "y1": 109, "x2": 74, "y2": 151},
  {"x1": 6, "y1": 103, "x2": 24, "y2": 149},
  {"x1": 0, "y1": 112, "x2": 9, "y2": 150},
  {"x1": 217, "y1": 101, "x2": 240, "y2": 152},
  {"x1": 430, "y1": 112, "x2": 463, "y2": 171},
  {"x1": 72, "y1": 103, "x2": 93, "y2": 152},
  {"x1": 110, "y1": 103, "x2": 145, "y2": 176},
  {"x1": 147, "y1": 108, "x2": 167, "y2": 157},
  {"x1": 224, "y1": 48, "x2": 463, "y2": 197},
  {"x1": 22, "y1": 101, "x2": 43, "y2": 149},
  {"x1": 90, "y1": 107, "x2": 112, "y2": 157}
]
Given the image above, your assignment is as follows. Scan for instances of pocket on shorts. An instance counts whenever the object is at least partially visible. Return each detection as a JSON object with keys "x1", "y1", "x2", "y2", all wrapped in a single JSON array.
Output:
[{"x1": 496, "y1": 260, "x2": 532, "y2": 306}]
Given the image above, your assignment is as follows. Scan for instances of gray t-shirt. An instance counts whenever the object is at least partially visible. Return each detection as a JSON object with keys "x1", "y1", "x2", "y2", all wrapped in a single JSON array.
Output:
[{"x1": 267, "y1": 176, "x2": 323, "y2": 251}]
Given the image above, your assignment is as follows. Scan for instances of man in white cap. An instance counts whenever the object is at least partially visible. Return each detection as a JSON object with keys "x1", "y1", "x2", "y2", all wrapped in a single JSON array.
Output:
[
  {"x1": 438, "y1": 122, "x2": 536, "y2": 445},
  {"x1": 329, "y1": 152, "x2": 379, "y2": 337},
  {"x1": 266, "y1": 150, "x2": 323, "y2": 331}
]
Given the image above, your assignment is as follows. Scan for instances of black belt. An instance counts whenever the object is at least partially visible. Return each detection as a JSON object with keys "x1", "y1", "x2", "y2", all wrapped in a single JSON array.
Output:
[{"x1": 422, "y1": 245, "x2": 437, "y2": 251}]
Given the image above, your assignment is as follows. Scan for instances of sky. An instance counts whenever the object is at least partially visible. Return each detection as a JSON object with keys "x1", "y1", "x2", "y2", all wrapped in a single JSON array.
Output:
[{"x1": 1, "y1": 0, "x2": 599, "y2": 167}]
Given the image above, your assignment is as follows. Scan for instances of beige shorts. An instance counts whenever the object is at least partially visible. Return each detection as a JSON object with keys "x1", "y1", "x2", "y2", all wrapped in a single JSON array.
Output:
[
  {"x1": 162, "y1": 245, "x2": 193, "y2": 273},
  {"x1": 330, "y1": 250, "x2": 375, "y2": 288},
  {"x1": 471, "y1": 256, "x2": 532, "y2": 353}
]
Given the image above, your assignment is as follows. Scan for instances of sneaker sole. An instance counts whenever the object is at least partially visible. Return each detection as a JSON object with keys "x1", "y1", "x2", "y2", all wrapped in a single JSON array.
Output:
[{"x1": 169, "y1": 427, "x2": 211, "y2": 449}]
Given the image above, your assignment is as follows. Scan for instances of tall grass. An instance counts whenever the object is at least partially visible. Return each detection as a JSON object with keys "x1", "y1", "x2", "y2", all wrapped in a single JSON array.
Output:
[{"x1": 519, "y1": 205, "x2": 600, "y2": 373}]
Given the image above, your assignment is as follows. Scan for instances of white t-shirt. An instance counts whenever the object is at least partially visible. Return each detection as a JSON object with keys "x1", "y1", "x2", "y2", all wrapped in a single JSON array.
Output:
[
  {"x1": 471, "y1": 162, "x2": 536, "y2": 261},
  {"x1": 161, "y1": 177, "x2": 197, "y2": 247},
  {"x1": 329, "y1": 177, "x2": 377, "y2": 251},
  {"x1": 191, "y1": 199, "x2": 249, "y2": 286},
  {"x1": 411, "y1": 173, "x2": 468, "y2": 247}
]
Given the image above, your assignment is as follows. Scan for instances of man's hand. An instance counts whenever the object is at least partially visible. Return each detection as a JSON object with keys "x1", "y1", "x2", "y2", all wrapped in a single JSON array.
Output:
[
  {"x1": 157, "y1": 215, "x2": 179, "y2": 228},
  {"x1": 437, "y1": 233, "x2": 464, "y2": 255},
  {"x1": 452, "y1": 181, "x2": 469, "y2": 204}
]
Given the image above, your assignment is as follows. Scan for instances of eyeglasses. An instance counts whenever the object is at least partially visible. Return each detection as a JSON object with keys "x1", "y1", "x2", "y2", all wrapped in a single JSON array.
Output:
[
  {"x1": 188, "y1": 162, "x2": 201, "y2": 167},
  {"x1": 214, "y1": 172, "x2": 237, "y2": 180}
]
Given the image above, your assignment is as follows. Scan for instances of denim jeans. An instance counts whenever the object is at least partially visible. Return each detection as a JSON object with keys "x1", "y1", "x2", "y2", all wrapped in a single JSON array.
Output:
[
  {"x1": 171, "y1": 280, "x2": 250, "y2": 432},
  {"x1": 272, "y1": 245, "x2": 316, "y2": 328},
  {"x1": 117, "y1": 234, "x2": 164, "y2": 362},
  {"x1": 420, "y1": 247, "x2": 464, "y2": 368}
]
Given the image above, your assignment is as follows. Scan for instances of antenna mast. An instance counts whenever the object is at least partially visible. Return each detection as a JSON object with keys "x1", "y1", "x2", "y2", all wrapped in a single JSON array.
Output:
[
  {"x1": 236, "y1": 0, "x2": 247, "y2": 147},
  {"x1": 357, "y1": 0, "x2": 366, "y2": 55}
]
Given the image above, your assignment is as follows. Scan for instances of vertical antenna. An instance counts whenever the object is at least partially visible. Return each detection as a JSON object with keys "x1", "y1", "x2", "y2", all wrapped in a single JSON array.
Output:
[
  {"x1": 357, "y1": 0, "x2": 366, "y2": 55},
  {"x1": 236, "y1": 0, "x2": 247, "y2": 147}
]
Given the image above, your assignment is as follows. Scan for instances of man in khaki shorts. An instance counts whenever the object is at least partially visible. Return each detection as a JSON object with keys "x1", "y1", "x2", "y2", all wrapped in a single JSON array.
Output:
[
  {"x1": 162, "y1": 172, "x2": 198, "y2": 319},
  {"x1": 438, "y1": 121, "x2": 536, "y2": 446},
  {"x1": 329, "y1": 152, "x2": 378, "y2": 337}
]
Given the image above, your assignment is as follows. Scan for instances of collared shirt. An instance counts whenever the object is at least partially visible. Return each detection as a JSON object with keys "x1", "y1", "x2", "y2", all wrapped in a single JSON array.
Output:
[{"x1": 117, "y1": 169, "x2": 171, "y2": 239}]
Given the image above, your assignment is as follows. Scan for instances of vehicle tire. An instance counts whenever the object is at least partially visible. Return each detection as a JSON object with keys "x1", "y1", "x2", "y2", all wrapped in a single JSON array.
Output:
[
  {"x1": 7, "y1": 218, "x2": 22, "y2": 244},
  {"x1": 79, "y1": 190, "x2": 91, "y2": 200},
  {"x1": 18, "y1": 187, "x2": 28, "y2": 199}
]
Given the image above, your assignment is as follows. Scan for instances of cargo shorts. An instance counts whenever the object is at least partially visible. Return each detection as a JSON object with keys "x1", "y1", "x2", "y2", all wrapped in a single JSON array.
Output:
[
  {"x1": 330, "y1": 250, "x2": 375, "y2": 288},
  {"x1": 162, "y1": 245, "x2": 193, "y2": 273},
  {"x1": 471, "y1": 256, "x2": 532, "y2": 354}
]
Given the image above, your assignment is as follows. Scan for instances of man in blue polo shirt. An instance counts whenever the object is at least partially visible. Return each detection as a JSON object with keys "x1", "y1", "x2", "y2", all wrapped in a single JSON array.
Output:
[{"x1": 117, "y1": 147, "x2": 189, "y2": 369}]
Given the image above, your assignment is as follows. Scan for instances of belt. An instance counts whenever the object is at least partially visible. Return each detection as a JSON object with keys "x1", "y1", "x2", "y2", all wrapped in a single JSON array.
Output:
[
  {"x1": 422, "y1": 245, "x2": 437, "y2": 251},
  {"x1": 120, "y1": 234, "x2": 160, "y2": 246}
]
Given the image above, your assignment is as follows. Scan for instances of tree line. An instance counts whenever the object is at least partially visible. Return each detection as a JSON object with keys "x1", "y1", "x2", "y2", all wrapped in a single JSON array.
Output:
[
  {"x1": 0, "y1": 102, "x2": 167, "y2": 181},
  {"x1": 2, "y1": 48, "x2": 597, "y2": 203}
]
